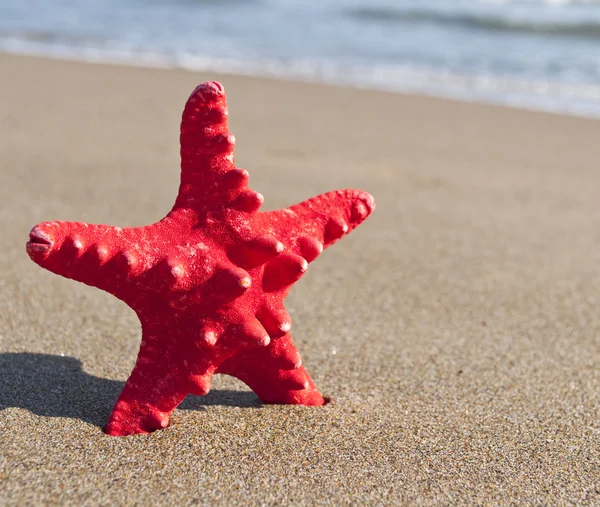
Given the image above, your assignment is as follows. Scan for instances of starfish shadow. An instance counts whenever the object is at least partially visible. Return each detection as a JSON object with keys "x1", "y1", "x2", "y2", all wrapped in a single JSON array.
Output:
[{"x1": 0, "y1": 352, "x2": 262, "y2": 429}]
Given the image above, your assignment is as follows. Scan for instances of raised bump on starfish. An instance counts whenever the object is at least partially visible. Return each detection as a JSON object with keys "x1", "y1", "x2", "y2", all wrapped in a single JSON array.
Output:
[
  {"x1": 257, "y1": 304, "x2": 292, "y2": 339},
  {"x1": 26, "y1": 81, "x2": 375, "y2": 436}
]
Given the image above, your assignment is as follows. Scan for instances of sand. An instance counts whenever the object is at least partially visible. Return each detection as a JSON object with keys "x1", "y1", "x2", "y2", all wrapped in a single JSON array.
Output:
[{"x1": 1, "y1": 52, "x2": 599, "y2": 505}]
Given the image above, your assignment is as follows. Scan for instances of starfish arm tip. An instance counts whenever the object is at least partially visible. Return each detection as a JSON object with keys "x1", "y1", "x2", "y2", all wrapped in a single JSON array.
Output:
[
  {"x1": 188, "y1": 81, "x2": 225, "y2": 103},
  {"x1": 268, "y1": 189, "x2": 375, "y2": 254},
  {"x1": 25, "y1": 221, "x2": 153, "y2": 297}
]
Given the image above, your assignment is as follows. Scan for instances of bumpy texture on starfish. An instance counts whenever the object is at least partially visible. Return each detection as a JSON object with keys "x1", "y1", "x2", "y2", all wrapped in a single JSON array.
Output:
[{"x1": 26, "y1": 81, "x2": 375, "y2": 436}]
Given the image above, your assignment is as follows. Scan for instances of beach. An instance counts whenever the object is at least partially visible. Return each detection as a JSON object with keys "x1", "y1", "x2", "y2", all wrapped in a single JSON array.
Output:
[{"x1": 1, "y1": 52, "x2": 600, "y2": 504}]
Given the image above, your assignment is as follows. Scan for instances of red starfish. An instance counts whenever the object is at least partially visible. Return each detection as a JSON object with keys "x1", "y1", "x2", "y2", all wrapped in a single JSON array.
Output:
[{"x1": 26, "y1": 81, "x2": 375, "y2": 436}]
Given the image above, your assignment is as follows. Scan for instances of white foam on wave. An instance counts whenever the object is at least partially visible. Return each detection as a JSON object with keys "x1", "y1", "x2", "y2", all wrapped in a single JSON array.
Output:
[
  {"x1": 2, "y1": 36, "x2": 600, "y2": 119},
  {"x1": 480, "y1": 0, "x2": 600, "y2": 6},
  {"x1": 485, "y1": 0, "x2": 600, "y2": 4}
]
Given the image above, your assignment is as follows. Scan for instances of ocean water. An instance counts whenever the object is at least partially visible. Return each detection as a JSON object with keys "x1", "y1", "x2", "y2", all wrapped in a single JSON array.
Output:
[{"x1": 1, "y1": 0, "x2": 600, "y2": 117}]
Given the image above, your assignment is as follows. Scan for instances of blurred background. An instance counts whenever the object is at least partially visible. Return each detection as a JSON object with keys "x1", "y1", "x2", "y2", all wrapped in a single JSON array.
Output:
[{"x1": 1, "y1": 0, "x2": 599, "y2": 117}]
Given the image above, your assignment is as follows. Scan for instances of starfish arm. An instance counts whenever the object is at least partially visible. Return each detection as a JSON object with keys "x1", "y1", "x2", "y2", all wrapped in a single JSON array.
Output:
[
  {"x1": 26, "y1": 220, "x2": 133, "y2": 290},
  {"x1": 173, "y1": 82, "x2": 264, "y2": 215},
  {"x1": 261, "y1": 189, "x2": 375, "y2": 263},
  {"x1": 104, "y1": 329, "x2": 192, "y2": 436},
  {"x1": 217, "y1": 334, "x2": 325, "y2": 405}
]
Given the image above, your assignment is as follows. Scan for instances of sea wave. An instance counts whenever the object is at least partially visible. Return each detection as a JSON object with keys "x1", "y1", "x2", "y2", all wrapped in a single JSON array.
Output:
[
  {"x1": 0, "y1": 29, "x2": 109, "y2": 47},
  {"x1": 346, "y1": 6, "x2": 600, "y2": 39},
  {"x1": 2, "y1": 37, "x2": 600, "y2": 119},
  {"x1": 483, "y1": 0, "x2": 600, "y2": 4}
]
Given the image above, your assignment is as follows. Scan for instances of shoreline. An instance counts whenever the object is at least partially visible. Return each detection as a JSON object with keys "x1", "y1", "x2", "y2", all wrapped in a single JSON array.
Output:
[{"x1": 2, "y1": 47, "x2": 599, "y2": 121}]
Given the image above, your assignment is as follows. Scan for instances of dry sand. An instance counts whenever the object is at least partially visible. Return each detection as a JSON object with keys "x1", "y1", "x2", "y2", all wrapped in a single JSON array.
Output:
[{"x1": 1, "y1": 52, "x2": 600, "y2": 505}]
